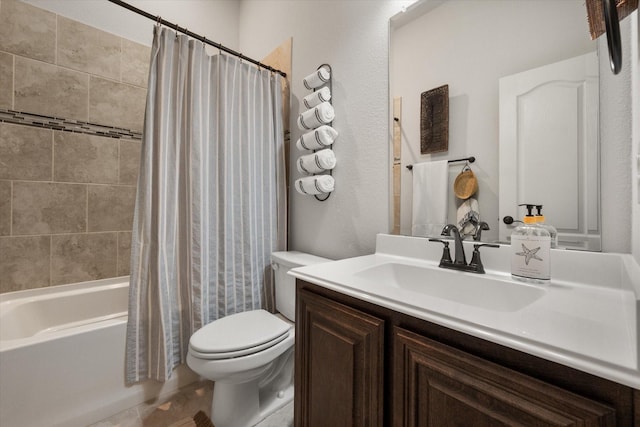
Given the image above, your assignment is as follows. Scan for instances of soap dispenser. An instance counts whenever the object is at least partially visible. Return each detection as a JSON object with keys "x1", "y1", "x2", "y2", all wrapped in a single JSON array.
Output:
[
  {"x1": 535, "y1": 205, "x2": 558, "y2": 248},
  {"x1": 510, "y1": 204, "x2": 550, "y2": 283}
]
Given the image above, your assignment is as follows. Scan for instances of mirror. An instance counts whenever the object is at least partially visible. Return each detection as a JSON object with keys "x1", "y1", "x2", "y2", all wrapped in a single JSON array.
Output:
[{"x1": 390, "y1": 0, "x2": 600, "y2": 249}]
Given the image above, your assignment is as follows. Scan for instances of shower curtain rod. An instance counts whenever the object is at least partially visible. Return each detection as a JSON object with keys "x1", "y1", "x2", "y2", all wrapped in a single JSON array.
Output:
[{"x1": 107, "y1": 0, "x2": 287, "y2": 78}]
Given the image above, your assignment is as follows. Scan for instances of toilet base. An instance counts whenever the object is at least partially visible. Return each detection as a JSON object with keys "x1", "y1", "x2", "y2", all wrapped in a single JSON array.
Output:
[
  {"x1": 210, "y1": 346, "x2": 294, "y2": 427},
  {"x1": 211, "y1": 380, "x2": 293, "y2": 427}
]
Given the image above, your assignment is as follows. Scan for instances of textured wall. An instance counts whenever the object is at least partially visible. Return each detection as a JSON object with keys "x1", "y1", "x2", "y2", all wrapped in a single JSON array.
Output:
[
  {"x1": 598, "y1": 15, "x2": 633, "y2": 253},
  {"x1": 0, "y1": 0, "x2": 148, "y2": 292},
  {"x1": 239, "y1": 0, "x2": 412, "y2": 260},
  {"x1": 632, "y1": 11, "x2": 640, "y2": 264}
]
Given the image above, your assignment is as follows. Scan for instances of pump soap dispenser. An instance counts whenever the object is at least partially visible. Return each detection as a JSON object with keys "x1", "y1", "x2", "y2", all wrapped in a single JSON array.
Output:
[
  {"x1": 511, "y1": 204, "x2": 550, "y2": 283},
  {"x1": 535, "y1": 205, "x2": 558, "y2": 248}
]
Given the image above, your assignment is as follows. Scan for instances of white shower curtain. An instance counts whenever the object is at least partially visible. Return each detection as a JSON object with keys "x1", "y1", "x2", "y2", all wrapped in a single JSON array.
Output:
[{"x1": 126, "y1": 27, "x2": 286, "y2": 383}]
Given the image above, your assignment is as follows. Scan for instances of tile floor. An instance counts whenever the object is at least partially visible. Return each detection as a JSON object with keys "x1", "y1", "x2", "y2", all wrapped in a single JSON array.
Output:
[{"x1": 89, "y1": 381, "x2": 293, "y2": 427}]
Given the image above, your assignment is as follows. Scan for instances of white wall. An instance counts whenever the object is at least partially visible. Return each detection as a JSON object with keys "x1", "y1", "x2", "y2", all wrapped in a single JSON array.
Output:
[
  {"x1": 238, "y1": 0, "x2": 413, "y2": 259},
  {"x1": 23, "y1": 0, "x2": 240, "y2": 48},
  {"x1": 598, "y1": 16, "x2": 633, "y2": 254},
  {"x1": 632, "y1": 11, "x2": 640, "y2": 264}
]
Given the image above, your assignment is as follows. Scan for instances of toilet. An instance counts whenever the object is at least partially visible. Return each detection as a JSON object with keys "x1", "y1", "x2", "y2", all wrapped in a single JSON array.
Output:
[{"x1": 186, "y1": 251, "x2": 330, "y2": 427}]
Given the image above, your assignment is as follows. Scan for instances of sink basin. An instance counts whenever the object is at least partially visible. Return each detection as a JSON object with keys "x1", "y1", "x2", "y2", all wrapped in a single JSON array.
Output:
[{"x1": 354, "y1": 262, "x2": 546, "y2": 312}]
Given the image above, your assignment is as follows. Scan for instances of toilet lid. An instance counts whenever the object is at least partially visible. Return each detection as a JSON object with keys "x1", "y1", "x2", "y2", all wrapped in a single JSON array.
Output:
[{"x1": 189, "y1": 309, "x2": 291, "y2": 359}]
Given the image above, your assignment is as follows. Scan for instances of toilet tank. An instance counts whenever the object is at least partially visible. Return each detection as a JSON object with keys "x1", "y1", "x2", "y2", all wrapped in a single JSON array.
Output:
[{"x1": 271, "y1": 251, "x2": 330, "y2": 321}]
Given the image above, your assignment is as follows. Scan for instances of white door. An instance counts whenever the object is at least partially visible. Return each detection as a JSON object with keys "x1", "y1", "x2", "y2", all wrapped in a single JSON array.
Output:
[{"x1": 498, "y1": 52, "x2": 599, "y2": 250}]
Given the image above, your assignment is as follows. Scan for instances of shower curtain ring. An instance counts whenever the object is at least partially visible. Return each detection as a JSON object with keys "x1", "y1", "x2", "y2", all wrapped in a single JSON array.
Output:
[{"x1": 155, "y1": 15, "x2": 161, "y2": 27}]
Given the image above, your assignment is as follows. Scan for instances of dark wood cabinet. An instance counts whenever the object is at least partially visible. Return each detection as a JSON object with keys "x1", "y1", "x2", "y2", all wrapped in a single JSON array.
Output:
[
  {"x1": 393, "y1": 326, "x2": 615, "y2": 426},
  {"x1": 296, "y1": 280, "x2": 640, "y2": 426},
  {"x1": 295, "y1": 286, "x2": 385, "y2": 427}
]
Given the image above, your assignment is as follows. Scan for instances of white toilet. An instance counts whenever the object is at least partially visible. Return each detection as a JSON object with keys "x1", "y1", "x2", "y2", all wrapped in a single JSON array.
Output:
[{"x1": 186, "y1": 251, "x2": 329, "y2": 427}]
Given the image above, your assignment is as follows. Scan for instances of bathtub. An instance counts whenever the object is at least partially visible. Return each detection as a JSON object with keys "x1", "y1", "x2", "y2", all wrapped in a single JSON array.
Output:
[{"x1": 0, "y1": 276, "x2": 198, "y2": 427}]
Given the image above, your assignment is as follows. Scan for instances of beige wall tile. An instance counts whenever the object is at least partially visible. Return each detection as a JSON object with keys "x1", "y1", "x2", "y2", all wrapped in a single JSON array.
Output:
[
  {"x1": 121, "y1": 39, "x2": 150, "y2": 88},
  {"x1": 12, "y1": 181, "x2": 86, "y2": 235},
  {"x1": 88, "y1": 185, "x2": 135, "y2": 232},
  {"x1": 0, "y1": 0, "x2": 56, "y2": 63},
  {"x1": 119, "y1": 139, "x2": 142, "y2": 185},
  {"x1": 54, "y1": 132, "x2": 118, "y2": 184},
  {"x1": 51, "y1": 232, "x2": 117, "y2": 285},
  {"x1": 57, "y1": 16, "x2": 121, "y2": 81},
  {"x1": 0, "y1": 52, "x2": 13, "y2": 109},
  {"x1": 14, "y1": 57, "x2": 89, "y2": 121},
  {"x1": 0, "y1": 180, "x2": 10, "y2": 236},
  {"x1": 117, "y1": 231, "x2": 131, "y2": 276},
  {"x1": 89, "y1": 76, "x2": 146, "y2": 132},
  {"x1": 0, "y1": 122, "x2": 52, "y2": 180},
  {"x1": 0, "y1": 235, "x2": 50, "y2": 293}
]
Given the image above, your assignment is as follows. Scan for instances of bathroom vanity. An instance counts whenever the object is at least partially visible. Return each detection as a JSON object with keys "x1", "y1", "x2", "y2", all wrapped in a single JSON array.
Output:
[{"x1": 290, "y1": 234, "x2": 640, "y2": 426}]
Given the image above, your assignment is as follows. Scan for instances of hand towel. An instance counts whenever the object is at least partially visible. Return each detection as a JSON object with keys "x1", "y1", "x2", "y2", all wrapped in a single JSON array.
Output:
[
  {"x1": 296, "y1": 125, "x2": 338, "y2": 151},
  {"x1": 295, "y1": 175, "x2": 335, "y2": 195},
  {"x1": 303, "y1": 87, "x2": 331, "y2": 109},
  {"x1": 297, "y1": 101, "x2": 335, "y2": 130},
  {"x1": 411, "y1": 160, "x2": 449, "y2": 237},
  {"x1": 296, "y1": 149, "x2": 336, "y2": 175},
  {"x1": 303, "y1": 67, "x2": 331, "y2": 90},
  {"x1": 457, "y1": 197, "x2": 480, "y2": 238}
]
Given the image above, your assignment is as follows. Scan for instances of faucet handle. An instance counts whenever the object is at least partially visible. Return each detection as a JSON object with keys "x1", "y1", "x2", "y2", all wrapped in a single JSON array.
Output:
[
  {"x1": 469, "y1": 243, "x2": 499, "y2": 274},
  {"x1": 428, "y1": 238, "x2": 453, "y2": 265}
]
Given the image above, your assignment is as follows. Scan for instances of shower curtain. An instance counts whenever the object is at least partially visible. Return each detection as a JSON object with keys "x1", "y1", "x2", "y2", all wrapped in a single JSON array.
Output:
[{"x1": 126, "y1": 27, "x2": 287, "y2": 383}]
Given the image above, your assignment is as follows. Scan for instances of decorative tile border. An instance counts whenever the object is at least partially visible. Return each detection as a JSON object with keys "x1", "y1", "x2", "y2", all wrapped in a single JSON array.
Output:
[{"x1": 0, "y1": 108, "x2": 142, "y2": 140}]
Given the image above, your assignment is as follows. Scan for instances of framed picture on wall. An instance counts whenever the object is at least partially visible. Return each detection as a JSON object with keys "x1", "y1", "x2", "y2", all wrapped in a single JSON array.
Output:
[{"x1": 420, "y1": 84, "x2": 449, "y2": 154}]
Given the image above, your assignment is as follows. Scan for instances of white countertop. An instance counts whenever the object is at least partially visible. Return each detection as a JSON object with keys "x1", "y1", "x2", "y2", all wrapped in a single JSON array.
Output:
[{"x1": 290, "y1": 234, "x2": 640, "y2": 389}]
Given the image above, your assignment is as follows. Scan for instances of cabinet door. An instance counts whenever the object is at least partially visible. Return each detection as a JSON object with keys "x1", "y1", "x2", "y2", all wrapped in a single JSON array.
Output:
[
  {"x1": 295, "y1": 288, "x2": 384, "y2": 427},
  {"x1": 393, "y1": 326, "x2": 616, "y2": 427}
]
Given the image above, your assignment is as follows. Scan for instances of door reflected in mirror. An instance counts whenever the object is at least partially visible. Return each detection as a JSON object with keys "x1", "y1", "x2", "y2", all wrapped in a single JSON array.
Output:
[
  {"x1": 499, "y1": 52, "x2": 600, "y2": 250},
  {"x1": 390, "y1": 0, "x2": 600, "y2": 250}
]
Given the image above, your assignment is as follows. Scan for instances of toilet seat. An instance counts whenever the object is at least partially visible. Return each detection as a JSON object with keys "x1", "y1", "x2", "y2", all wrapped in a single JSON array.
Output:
[{"x1": 189, "y1": 309, "x2": 292, "y2": 360}]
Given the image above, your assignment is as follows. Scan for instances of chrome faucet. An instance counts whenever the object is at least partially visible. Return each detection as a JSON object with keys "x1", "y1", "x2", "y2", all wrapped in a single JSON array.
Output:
[{"x1": 429, "y1": 224, "x2": 499, "y2": 274}]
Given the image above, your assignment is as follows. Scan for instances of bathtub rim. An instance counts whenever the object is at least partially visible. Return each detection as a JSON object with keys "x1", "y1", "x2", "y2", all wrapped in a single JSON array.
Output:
[
  {"x1": 0, "y1": 275, "x2": 130, "y2": 303},
  {"x1": 0, "y1": 275, "x2": 130, "y2": 352}
]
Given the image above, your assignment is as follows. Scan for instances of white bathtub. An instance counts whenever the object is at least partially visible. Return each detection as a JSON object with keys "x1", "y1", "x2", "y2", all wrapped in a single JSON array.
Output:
[{"x1": 0, "y1": 276, "x2": 198, "y2": 427}]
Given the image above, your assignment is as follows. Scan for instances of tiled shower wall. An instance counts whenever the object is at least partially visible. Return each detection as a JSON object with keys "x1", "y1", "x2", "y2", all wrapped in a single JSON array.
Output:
[{"x1": 0, "y1": 0, "x2": 150, "y2": 293}]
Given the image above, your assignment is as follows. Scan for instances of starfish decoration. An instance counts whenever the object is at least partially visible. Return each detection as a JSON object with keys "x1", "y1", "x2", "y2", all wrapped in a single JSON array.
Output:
[{"x1": 515, "y1": 243, "x2": 543, "y2": 265}]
